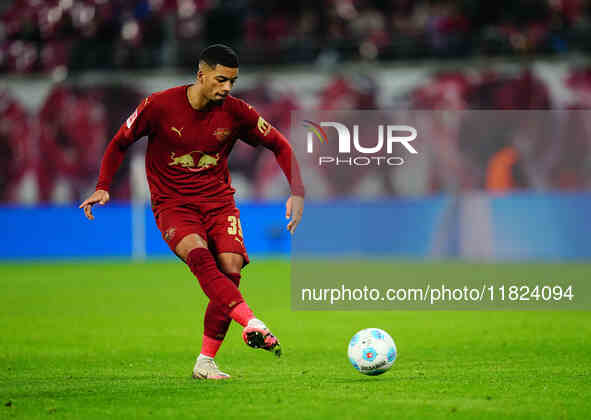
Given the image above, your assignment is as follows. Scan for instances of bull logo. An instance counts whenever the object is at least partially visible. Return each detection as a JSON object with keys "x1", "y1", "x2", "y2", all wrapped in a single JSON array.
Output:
[
  {"x1": 168, "y1": 151, "x2": 220, "y2": 171},
  {"x1": 169, "y1": 152, "x2": 196, "y2": 168},
  {"x1": 196, "y1": 153, "x2": 219, "y2": 168}
]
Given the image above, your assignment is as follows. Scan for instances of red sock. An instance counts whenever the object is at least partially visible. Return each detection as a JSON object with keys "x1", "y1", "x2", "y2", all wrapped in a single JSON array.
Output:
[
  {"x1": 224, "y1": 273, "x2": 254, "y2": 326},
  {"x1": 229, "y1": 302, "x2": 254, "y2": 327},
  {"x1": 204, "y1": 302, "x2": 232, "y2": 340},
  {"x1": 200, "y1": 335, "x2": 223, "y2": 358},
  {"x1": 186, "y1": 248, "x2": 244, "y2": 315},
  {"x1": 226, "y1": 272, "x2": 241, "y2": 288},
  {"x1": 203, "y1": 273, "x2": 241, "y2": 340}
]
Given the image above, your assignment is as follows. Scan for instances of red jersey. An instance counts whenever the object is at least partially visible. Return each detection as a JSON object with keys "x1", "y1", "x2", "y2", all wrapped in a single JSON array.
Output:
[{"x1": 96, "y1": 85, "x2": 304, "y2": 214}]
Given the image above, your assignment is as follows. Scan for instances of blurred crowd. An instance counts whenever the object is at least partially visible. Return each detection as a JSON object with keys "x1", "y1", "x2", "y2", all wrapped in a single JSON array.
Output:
[
  {"x1": 0, "y1": 83, "x2": 144, "y2": 202},
  {"x1": 2, "y1": 62, "x2": 591, "y2": 203},
  {"x1": 2, "y1": 0, "x2": 591, "y2": 73}
]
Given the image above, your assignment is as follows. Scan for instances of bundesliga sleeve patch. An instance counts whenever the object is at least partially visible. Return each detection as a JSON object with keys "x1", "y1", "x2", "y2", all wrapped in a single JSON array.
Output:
[
  {"x1": 126, "y1": 108, "x2": 138, "y2": 129},
  {"x1": 257, "y1": 116, "x2": 271, "y2": 136}
]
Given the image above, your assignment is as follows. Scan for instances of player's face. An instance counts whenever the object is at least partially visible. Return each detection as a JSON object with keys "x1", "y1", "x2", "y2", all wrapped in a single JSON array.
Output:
[{"x1": 200, "y1": 64, "x2": 239, "y2": 104}]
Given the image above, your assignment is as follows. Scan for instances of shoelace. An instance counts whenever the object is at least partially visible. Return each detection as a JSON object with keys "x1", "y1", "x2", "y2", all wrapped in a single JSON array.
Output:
[{"x1": 202, "y1": 359, "x2": 218, "y2": 370}]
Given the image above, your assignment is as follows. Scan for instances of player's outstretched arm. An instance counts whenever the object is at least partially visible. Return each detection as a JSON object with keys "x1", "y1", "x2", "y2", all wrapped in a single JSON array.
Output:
[
  {"x1": 258, "y1": 128, "x2": 306, "y2": 234},
  {"x1": 243, "y1": 122, "x2": 305, "y2": 234},
  {"x1": 235, "y1": 99, "x2": 305, "y2": 233},
  {"x1": 286, "y1": 195, "x2": 304, "y2": 234},
  {"x1": 79, "y1": 189, "x2": 110, "y2": 220},
  {"x1": 80, "y1": 96, "x2": 152, "y2": 221}
]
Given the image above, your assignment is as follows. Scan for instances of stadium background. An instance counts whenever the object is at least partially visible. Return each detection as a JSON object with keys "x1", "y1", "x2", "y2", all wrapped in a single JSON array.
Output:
[
  {"x1": 2, "y1": 0, "x2": 591, "y2": 260},
  {"x1": 1, "y1": 1, "x2": 591, "y2": 419}
]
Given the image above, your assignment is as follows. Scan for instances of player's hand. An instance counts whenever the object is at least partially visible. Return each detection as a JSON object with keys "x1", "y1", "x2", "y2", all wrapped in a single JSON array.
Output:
[
  {"x1": 79, "y1": 189, "x2": 110, "y2": 220},
  {"x1": 285, "y1": 195, "x2": 304, "y2": 235}
]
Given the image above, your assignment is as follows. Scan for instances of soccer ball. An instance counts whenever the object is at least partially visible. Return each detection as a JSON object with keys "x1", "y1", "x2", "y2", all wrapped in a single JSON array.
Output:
[{"x1": 348, "y1": 328, "x2": 397, "y2": 375}]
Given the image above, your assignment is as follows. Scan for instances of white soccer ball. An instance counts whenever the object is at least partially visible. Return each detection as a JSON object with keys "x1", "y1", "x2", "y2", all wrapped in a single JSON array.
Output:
[{"x1": 347, "y1": 328, "x2": 397, "y2": 375}]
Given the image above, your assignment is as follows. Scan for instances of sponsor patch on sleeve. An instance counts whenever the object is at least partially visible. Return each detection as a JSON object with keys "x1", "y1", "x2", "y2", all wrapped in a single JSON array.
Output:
[
  {"x1": 257, "y1": 116, "x2": 271, "y2": 136},
  {"x1": 126, "y1": 108, "x2": 138, "y2": 129}
]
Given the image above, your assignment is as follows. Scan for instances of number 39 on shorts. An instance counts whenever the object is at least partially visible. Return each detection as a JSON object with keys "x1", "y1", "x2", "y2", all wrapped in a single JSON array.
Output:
[{"x1": 227, "y1": 215, "x2": 243, "y2": 237}]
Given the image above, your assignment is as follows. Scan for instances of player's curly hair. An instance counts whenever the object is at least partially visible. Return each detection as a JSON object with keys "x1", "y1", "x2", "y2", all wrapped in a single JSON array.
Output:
[{"x1": 199, "y1": 44, "x2": 239, "y2": 69}]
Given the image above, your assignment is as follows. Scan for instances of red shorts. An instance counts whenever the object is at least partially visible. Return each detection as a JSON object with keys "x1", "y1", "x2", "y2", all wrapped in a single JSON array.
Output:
[{"x1": 154, "y1": 201, "x2": 249, "y2": 266}]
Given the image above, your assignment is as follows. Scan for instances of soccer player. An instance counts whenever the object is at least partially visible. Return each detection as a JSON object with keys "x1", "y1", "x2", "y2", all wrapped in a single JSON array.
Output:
[{"x1": 79, "y1": 44, "x2": 305, "y2": 380}]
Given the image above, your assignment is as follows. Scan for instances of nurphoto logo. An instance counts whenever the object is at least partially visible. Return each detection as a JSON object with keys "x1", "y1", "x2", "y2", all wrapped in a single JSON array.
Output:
[{"x1": 303, "y1": 120, "x2": 418, "y2": 167}]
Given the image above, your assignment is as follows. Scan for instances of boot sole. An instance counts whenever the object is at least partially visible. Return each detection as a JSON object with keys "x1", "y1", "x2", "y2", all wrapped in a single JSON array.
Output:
[{"x1": 245, "y1": 330, "x2": 282, "y2": 357}]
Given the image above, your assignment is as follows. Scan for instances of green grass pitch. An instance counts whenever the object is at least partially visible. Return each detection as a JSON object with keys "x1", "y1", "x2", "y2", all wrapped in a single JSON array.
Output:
[{"x1": 1, "y1": 260, "x2": 590, "y2": 419}]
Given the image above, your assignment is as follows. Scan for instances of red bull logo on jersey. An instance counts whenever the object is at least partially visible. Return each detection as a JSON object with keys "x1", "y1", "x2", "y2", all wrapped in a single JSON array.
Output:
[{"x1": 168, "y1": 151, "x2": 220, "y2": 171}]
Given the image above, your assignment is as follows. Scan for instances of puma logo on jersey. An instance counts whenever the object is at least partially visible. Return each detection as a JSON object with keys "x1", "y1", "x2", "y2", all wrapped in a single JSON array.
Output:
[{"x1": 171, "y1": 126, "x2": 184, "y2": 137}]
